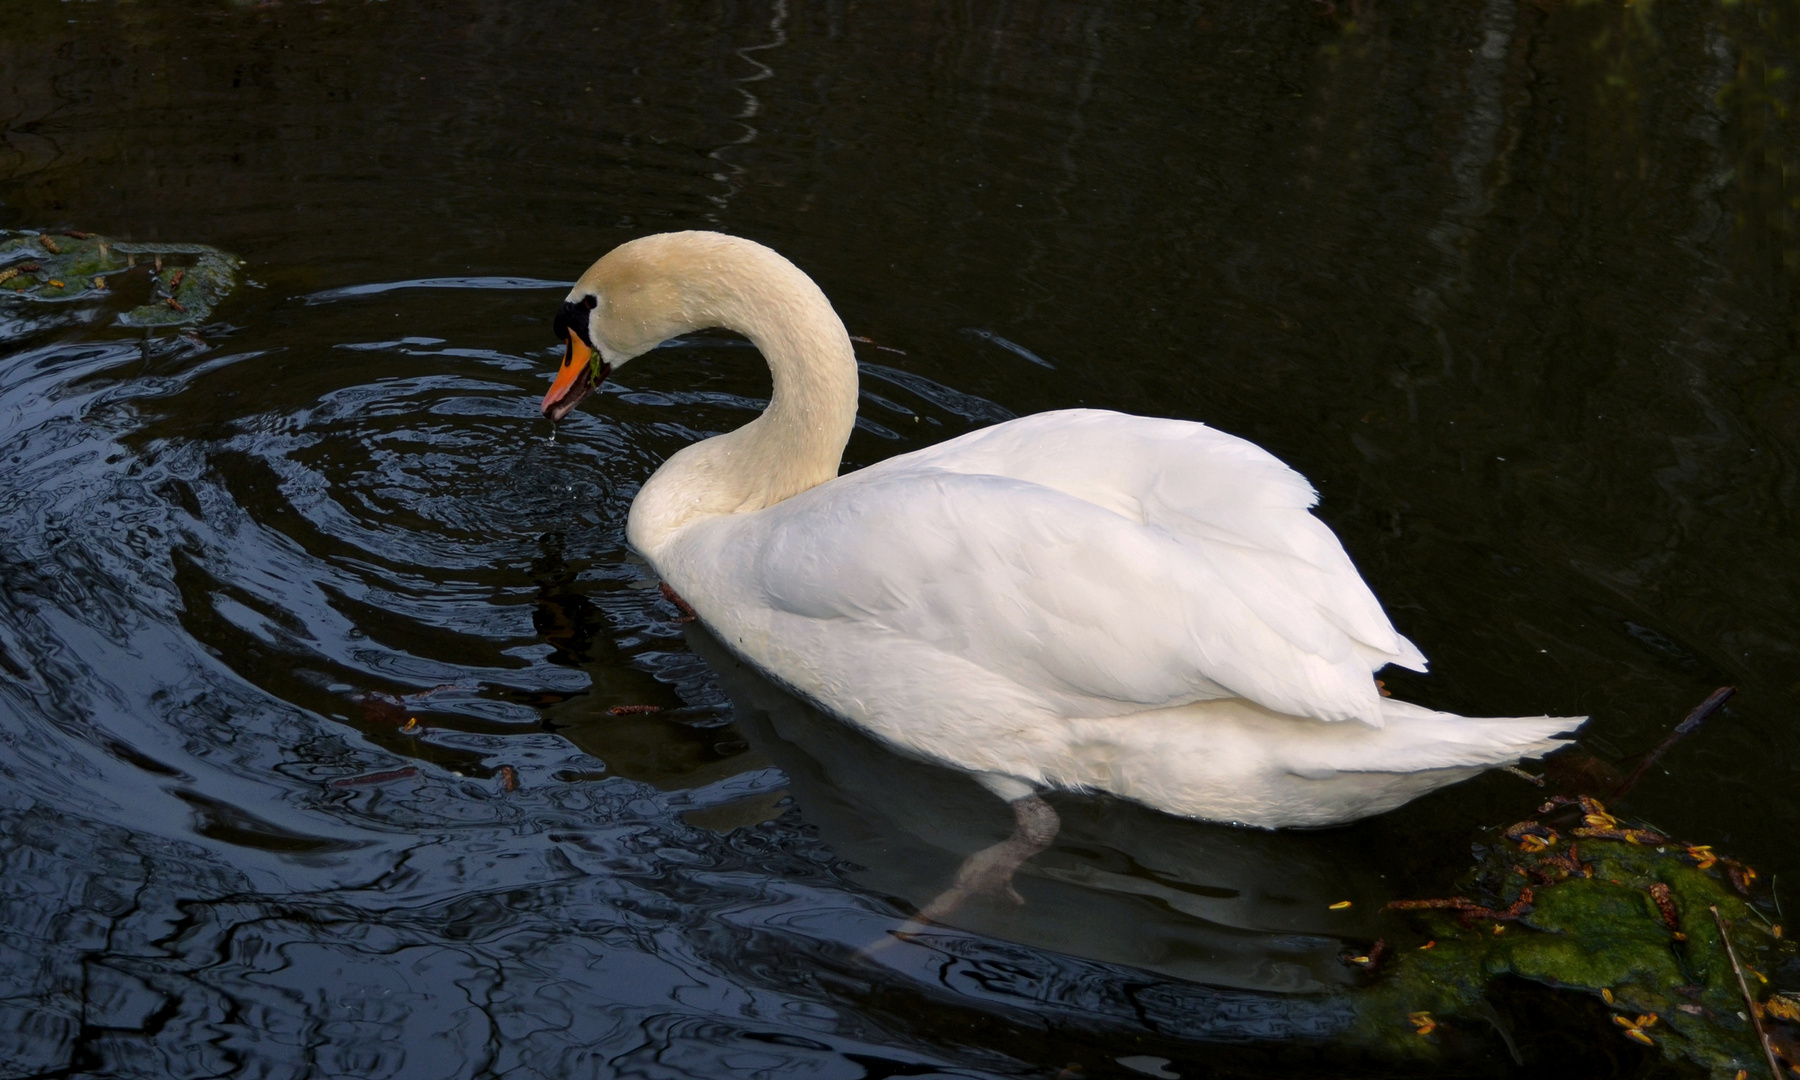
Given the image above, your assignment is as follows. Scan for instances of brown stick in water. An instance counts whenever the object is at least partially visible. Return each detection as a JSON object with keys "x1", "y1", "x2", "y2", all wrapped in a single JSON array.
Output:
[{"x1": 1613, "y1": 686, "x2": 1735, "y2": 798}]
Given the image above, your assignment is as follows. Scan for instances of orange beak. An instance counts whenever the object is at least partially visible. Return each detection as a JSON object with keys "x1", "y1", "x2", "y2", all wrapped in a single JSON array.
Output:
[{"x1": 541, "y1": 330, "x2": 605, "y2": 422}]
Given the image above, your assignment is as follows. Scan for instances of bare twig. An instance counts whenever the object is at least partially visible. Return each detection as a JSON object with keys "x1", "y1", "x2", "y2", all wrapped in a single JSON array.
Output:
[
  {"x1": 1388, "y1": 887, "x2": 1534, "y2": 922},
  {"x1": 1613, "y1": 686, "x2": 1735, "y2": 797},
  {"x1": 330, "y1": 766, "x2": 419, "y2": 789},
  {"x1": 1710, "y1": 905, "x2": 1781, "y2": 1080},
  {"x1": 1501, "y1": 764, "x2": 1546, "y2": 787}
]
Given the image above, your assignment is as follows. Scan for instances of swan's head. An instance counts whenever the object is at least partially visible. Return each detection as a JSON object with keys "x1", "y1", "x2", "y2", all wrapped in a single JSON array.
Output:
[
  {"x1": 542, "y1": 232, "x2": 743, "y2": 423},
  {"x1": 543, "y1": 292, "x2": 606, "y2": 422}
]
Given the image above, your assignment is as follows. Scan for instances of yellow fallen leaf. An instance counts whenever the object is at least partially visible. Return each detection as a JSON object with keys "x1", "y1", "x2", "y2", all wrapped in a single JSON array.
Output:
[{"x1": 1767, "y1": 995, "x2": 1800, "y2": 1022}]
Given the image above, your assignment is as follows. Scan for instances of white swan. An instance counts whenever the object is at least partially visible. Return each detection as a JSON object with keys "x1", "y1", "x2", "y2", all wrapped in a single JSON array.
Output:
[{"x1": 541, "y1": 231, "x2": 1580, "y2": 834}]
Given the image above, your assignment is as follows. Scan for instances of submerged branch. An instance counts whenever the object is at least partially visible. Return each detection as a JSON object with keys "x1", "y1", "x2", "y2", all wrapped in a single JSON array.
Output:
[{"x1": 1612, "y1": 685, "x2": 1736, "y2": 798}]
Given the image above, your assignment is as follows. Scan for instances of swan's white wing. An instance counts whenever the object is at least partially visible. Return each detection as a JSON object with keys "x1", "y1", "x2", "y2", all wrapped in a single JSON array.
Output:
[
  {"x1": 892, "y1": 409, "x2": 1427, "y2": 678},
  {"x1": 706, "y1": 436, "x2": 1409, "y2": 726}
]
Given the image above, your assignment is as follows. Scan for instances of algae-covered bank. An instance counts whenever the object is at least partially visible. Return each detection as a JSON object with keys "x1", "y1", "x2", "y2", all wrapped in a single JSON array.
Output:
[
  {"x1": 1345, "y1": 796, "x2": 1797, "y2": 1078},
  {"x1": 0, "y1": 229, "x2": 241, "y2": 331}
]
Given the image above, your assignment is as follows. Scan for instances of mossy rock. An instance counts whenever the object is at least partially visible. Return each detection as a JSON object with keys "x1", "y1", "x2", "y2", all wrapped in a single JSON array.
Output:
[
  {"x1": 1346, "y1": 798, "x2": 1797, "y2": 1078},
  {"x1": 0, "y1": 230, "x2": 242, "y2": 327}
]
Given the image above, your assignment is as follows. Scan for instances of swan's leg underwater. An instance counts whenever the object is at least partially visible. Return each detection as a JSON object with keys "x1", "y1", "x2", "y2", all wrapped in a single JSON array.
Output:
[
  {"x1": 862, "y1": 793, "x2": 1059, "y2": 959},
  {"x1": 915, "y1": 794, "x2": 1061, "y2": 922}
]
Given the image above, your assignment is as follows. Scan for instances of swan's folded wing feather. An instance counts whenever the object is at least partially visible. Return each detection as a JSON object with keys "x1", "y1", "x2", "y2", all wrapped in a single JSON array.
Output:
[
  {"x1": 742, "y1": 463, "x2": 1394, "y2": 725},
  {"x1": 894, "y1": 409, "x2": 1427, "y2": 674}
]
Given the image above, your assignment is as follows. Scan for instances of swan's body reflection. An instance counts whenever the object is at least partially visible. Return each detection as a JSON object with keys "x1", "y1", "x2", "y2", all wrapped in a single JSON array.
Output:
[{"x1": 683, "y1": 623, "x2": 1391, "y2": 996}]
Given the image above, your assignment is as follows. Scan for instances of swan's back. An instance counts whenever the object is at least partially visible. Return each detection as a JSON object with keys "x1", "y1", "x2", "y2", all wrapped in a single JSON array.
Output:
[{"x1": 876, "y1": 409, "x2": 1428, "y2": 683}]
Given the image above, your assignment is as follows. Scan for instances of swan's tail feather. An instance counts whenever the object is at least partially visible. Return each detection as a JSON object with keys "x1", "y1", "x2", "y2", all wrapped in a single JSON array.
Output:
[
  {"x1": 1056, "y1": 697, "x2": 1585, "y2": 827},
  {"x1": 1359, "y1": 697, "x2": 1584, "y2": 772}
]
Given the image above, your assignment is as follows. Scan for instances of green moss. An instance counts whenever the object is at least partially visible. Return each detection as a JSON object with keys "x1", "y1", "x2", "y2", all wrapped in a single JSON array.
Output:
[
  {"x1": 0, "y1": 230, "x2": 241, "y2": 326},
  {"x1": 1345, "y1": 802, "x2": 1794, "y2": 1078}
]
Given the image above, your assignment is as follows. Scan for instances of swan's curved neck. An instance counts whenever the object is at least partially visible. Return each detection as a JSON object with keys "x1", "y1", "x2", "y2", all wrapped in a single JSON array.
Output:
[{"x1": 624, "y1": 245, "x2": 859, "y2": 558}]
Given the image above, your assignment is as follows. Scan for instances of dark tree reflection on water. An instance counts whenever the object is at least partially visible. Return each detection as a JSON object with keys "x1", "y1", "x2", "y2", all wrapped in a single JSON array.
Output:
[{"x1": 0, "y1": 1, "x2": 1796, "y2": 1076}]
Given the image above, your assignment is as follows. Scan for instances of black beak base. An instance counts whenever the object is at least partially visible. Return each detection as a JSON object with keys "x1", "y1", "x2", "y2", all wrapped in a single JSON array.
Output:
[{"x1": 553, "y1": 298, "x2": 596, "y2": 349}]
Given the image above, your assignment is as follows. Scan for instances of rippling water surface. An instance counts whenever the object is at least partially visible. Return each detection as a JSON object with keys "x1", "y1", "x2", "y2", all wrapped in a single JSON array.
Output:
[{"x1": 2, "y1": 2, "x2": 1797, "y2": 1077}]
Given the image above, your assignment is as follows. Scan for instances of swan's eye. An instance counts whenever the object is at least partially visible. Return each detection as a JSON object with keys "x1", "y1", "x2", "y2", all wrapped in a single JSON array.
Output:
[{"x1": 583, "y1": 295, "x2": 597, "y2": 310}]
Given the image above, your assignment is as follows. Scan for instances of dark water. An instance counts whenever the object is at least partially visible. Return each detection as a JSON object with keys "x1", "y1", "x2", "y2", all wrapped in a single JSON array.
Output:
[{"x1": 2, "y1": 1, "x2": 1797, "y2": 1076}]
